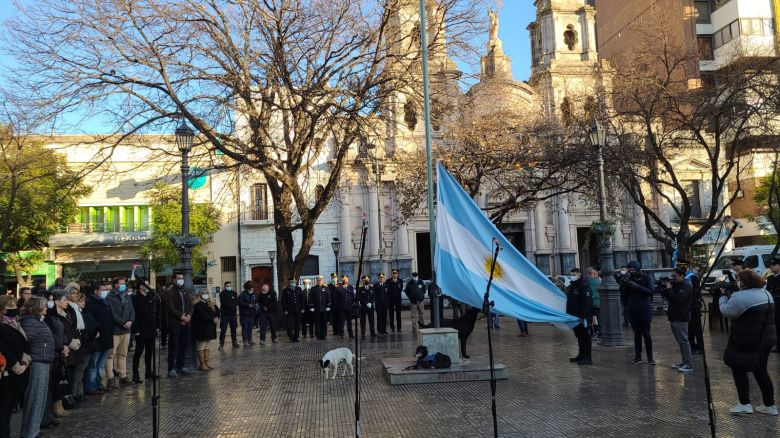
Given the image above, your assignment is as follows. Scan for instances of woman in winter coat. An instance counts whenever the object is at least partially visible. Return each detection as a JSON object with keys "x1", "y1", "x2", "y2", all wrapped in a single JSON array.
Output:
[
  {"x1": 191, "y1": 290, "x2": 219, "y2": 372},
  {"x1": 0, "y1": 295, "x2": 30, "y2": 438},
  {"x1": 719, "y1": 269, "x2": 777, "y2": 416},
  {"x1": 44, "y1": 291, "x2": 76, "y2": 422},
  {"x1": 19, "y1": 296, "x2": 55, "y2": 438},
  {"x1": 64, "y1": 282, "x2": 89, "y2": 402}
]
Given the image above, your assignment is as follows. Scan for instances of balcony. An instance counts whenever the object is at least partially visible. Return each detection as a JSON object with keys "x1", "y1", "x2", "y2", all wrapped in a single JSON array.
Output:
[
  {"x1": 60, "y1": 221, "x2": 152, "y2": 234},
  {"x1": 237, "y1": 206, "x2": 273, "y2": 224}
]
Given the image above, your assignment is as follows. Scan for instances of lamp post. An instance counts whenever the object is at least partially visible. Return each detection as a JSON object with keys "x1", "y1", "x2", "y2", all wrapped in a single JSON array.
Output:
[
  {"x1": 588, "y1": 120, "x2": 624, "y2": 347},
  {"x1": 331, "y1": 238, "x2": 341, "y2": 275},
  {"x1": 268, "y1": 250, "x2": 276, "y2": 292},
  {"x1": 175, "y1": 123, "x2": 199, "y2": 294}
]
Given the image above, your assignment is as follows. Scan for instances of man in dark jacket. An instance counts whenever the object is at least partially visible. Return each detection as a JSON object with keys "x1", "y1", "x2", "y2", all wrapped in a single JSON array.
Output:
[
  {"x1": 337, "y1": 275, "x2": 356, "y2": 339},
  {"x1": 328, "y1": 273, "x2": 339, "y2": 335},
  {"x1": 131, "y1": 280, "x2": 156, "y2": 383},
  {"x1": 678, "y1": 259, "x2": 703, "y2": 354},
  {"x1": 405, "y1": 272, "x2": 426, "y2": 332},
  {"x1": 236, "y1": 281, "x2": 258, "y2": 346},
  {"x1": 83, "y1": 283, "x2": 114, "y2": 394},
  {"x1": 300, "y1": 279, "x2": 315, "y2": 339},
  {"x1": 312, "y1": 276, "x2": 330, "y2": 340},
  {"x1": 765, "y1": 257, "x2": 780, "y2": 353},
  {"x1": 660, "y1": 268, "x2": 694, "y2": 372},
  {"x1": 218, "y1": 281, "x2": 240, "y2": 350},
  {"x1": 357, "y1": 276, "x2": 376, "y2": 338},
  {"x1": 165, "y1": 273, "x2": 194, "y2": 377},
  {"x1": 106, "y1": 277, "x2": 135, "y2": 386},
  {"x1": 387, "y1": 269, "x2": 403, "y2": 332},
  {"x1": 621, "y1": 260, "x2": 655, "y2": 364},
  {"x1": 281, "y1": 279, "x2": 302, "y2": 342},
  {"x1": 374, "y1": 273, "x2": 389, "y2": 334},
  {"x1": 566, "y1": 268, "x2": 593, "y2": 365},
  {"x1": 257, "y1": 284, "x2": 278, "y2": 343}
]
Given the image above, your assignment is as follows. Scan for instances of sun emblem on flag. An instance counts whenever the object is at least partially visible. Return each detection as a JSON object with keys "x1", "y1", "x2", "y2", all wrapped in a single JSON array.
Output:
[{"x1": 482, "y1": 256, "x2": 505, "y2": 281}]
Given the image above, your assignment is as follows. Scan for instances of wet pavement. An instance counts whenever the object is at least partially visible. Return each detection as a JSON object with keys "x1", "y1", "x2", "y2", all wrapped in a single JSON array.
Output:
[{"x1": 11, "y1": 310, "x2": 780, "y2": 437}]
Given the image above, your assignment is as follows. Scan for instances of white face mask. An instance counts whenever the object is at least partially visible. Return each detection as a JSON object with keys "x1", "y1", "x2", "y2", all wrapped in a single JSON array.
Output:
[
  {"x1": 100, "y1": 290, "x2": 109, "y2": 299},
  {"x1": 569, "y1": 275, "x2": 579, "y2": 282},
  {"x1": 201, "y1": 294, "x2": 209, "y2": 300},
  {"x1": 47, "y1": 301, "x2": 55, "y2": 309},
  {"x1": 175, "y1": 279, "x2": 184, "y2": 287},
  {"x1": 225, "y1": 287, "x2": 232, "y2": 292}
]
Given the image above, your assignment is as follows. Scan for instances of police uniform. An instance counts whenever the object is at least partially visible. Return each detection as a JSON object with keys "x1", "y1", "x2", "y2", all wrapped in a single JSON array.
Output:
[
  {"x1": 337, "y1": 280, "x2": 356, "y2": 339},
  {"x1": 358, "y1": 278, "x2": 377, "y2": 338},
  {"x1": 387, "y1": 271, "x2": 404, "y2": 332},
  {"x1": 312, "y1": 278, "x2": 330, "y2": 340},
  {"x1": 281, "y1": 283, "x2": 303, "y2": 342},
  {"x1": 566, "y1": 275, "x2": 593, "y2": 364},
  {"x1": 300, "y1": 283, "x2": 315, "y2": 338},
  {"x1": 373, "y1": 275, "x2": 389, "y2": 334},
  {"x1": 329, "y1": 275, "x2": 339, "y2": 335}
]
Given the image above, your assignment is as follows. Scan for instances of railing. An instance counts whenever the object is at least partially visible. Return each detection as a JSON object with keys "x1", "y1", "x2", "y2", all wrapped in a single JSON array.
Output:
[
  {"x1": 59, "y1": 222, "x2": 152, "y2": 234},
  {"x1": 243, "y1": 206, "x2": 270, "y2": 222}
]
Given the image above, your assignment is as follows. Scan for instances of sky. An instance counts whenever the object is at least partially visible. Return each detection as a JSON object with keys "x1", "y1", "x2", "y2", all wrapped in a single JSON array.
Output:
[{"x1": 0, "y1": 1, "x2": 537, "y2": 134}]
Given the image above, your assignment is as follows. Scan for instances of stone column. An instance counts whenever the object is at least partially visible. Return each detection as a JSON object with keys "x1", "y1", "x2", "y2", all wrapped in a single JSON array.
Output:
[
  {"x1": 339, "y1": 194, "x2": 354, "y2": 258},
  {"x1": 556, "y1": 196, "x2": 576, "y2": 273},
  {"x1": 534, "y1": 201, "x2": 551, "y2": 274},
  {"x1": 368, "y1": 186, "x2": 380, "y2": 257}
]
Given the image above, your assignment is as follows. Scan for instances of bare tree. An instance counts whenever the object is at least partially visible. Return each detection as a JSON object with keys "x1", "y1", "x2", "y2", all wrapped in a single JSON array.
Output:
[{"x1": 4, "y1": 0, "x2": 488, "y2": 283}]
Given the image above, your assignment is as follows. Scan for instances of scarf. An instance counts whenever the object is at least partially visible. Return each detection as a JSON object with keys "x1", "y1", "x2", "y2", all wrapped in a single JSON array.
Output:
[{"x1": 68, "y1": 301, "x2": 86, "y2": 330}]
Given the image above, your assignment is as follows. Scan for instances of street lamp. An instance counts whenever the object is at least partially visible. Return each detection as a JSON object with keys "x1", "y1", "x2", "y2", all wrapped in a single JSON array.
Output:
[
  {"x1": 331, "y1": 238, "x2": 341, "y2": 275},
  {"x1": 268, "y1": 250, "x2": 276, "y2": 292},
  {"x1": 588, "y1": 120, "x2": 624, "y2": 347},
  {"x1": 175, "y1": 123, "x2": 199, "y2": 294}
]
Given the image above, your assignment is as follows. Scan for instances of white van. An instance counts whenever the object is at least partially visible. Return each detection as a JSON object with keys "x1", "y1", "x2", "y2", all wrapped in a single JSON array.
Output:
[{"x1": 703, "y1": 245, "x2": 776, "y2": 289}]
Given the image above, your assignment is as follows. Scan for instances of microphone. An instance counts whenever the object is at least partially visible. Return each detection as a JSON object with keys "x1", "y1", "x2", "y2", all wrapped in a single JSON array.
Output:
[{"x1": 492, "y1": 237, "x2": 503, "y2": 251}]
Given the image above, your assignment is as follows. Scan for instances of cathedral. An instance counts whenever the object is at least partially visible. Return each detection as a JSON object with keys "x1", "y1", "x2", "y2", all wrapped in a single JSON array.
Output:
[{"x1": 236, "y1": 0, "x2": 663, "y2": 287}]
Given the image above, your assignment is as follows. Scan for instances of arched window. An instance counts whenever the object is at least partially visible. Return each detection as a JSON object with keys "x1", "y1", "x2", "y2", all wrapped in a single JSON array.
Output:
[{"x1": 404, "y1": 102, "x2": 418, "y2": 130}]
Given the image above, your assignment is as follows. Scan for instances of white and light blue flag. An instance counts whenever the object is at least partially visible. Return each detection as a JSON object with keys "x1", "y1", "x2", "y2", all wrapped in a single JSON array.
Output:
[{"x1": 435, "y1": 163, "x2": 579, "y2": 328}]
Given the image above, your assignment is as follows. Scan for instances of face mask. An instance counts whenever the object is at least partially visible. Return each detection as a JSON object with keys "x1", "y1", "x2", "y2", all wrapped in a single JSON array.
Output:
[
  {"x1": 118, "y1": 284, "x2": 127, "y2": 293},
  {"x1": 289, "y1": 282, "x2": 297, "y2": 288},
  {"x1": 100, "y1": 290, "x2": 110, "y2": 299},
  {"x1": 412, "y1": 277, "x2": 418, "y2": 281},
  {"x1": 305, "y1": 284, "x2": 310, "y2": 290},
  {"x1": 225, "y1": 287, "x2": 232, "y2": 292},
  {"x1": 47, "y1": 301, "x2": 55, "y2": 309},
  {"x1": 176, "y1": 279, "x2": 184, "y2": 287},
  {"x1": 569, "y1": 275, "x2": 578, "y2": 282},
  {"x1": 5, "y1": 308, "x2": 18, "y2": 318},
  {"x1": 201, "y1": 294, "x2": 209, "y2": 300}
]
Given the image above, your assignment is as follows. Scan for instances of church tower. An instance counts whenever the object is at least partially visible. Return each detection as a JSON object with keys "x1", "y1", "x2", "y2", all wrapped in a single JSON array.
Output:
[{"x1": 528, "y1": 0, "x2": 610, "y2": 122}]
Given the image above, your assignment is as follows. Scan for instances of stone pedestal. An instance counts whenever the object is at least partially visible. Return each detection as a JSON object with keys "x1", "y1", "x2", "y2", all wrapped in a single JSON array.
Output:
[{"x1": 417, "y1": 327, "x2": 460, "y2": 364}]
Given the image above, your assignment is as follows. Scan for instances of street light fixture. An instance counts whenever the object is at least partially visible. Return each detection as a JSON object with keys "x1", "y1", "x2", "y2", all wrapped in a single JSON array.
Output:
[
  {"x1": 331, "y1": 238, "x2": 341, "y2": 275},
  {"x1": 587, "y1": 120, "x2": 624, "y2": 347},
  {"x1": 175, "y1": 122, "x2": 198, "y2": 294}
]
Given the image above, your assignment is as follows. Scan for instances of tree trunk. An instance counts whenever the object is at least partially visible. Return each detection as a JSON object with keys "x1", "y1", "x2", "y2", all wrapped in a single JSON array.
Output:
[{"x1": 12, "y1": 260, "x2": 30, "y2": 288}]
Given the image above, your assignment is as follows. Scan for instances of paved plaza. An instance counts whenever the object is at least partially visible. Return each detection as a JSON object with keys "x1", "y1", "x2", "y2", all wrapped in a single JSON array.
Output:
[{"x1": 12, "y1": 311, "x2": 780, "y2": 438}]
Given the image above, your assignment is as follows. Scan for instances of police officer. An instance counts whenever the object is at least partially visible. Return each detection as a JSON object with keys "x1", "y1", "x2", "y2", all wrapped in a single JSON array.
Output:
[
  {"x1": 387, "y1": 270, "x2": 403, "y2": 332},
  {"x1": 218, "y1": 281, "x2": 240, "y2": 350},
  {"x1": 405, "y1": 272, "x2": 426, "y2": 332},
  {"x1": 566, "y1": 268, "x2": 593, "y2": 365},
  {"x1": 767, "y1": 257, "x2": 780, "y2": 353},
  {"x1": 281, "y1": 279, "x2": 302, "y2": 342},
  {"x1": 312, "y1": 276, "x2": 330, "y2": 340},
  {"x1": 357, "y1": 275, "x2": 376, "y2": 338},
  {"x1": 300, "y1": 278, "x2": 315, "y2": 339},
  {"x1": 374, "y1": 273, "x2": 389, "y2": 334},
  {"x1": 337, "y1": 275, "x2": 356, "y2": 339},
  {"x1": 329, "y1": 273, "x2": 340, "y2": 335}
]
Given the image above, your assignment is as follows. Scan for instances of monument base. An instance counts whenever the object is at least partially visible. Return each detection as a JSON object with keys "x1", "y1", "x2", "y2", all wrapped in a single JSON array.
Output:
[
  {"x1": 417, "y1": 327, "x2": 461, "y2": 364},
  {"x1": 382, "y1": 357, "x2": 508, "y2": 385}
]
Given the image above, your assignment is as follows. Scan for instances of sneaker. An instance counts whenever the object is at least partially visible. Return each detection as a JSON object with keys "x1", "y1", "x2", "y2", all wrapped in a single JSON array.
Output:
[
  {"x1": 632, "y1": 358, "x2": 643, "y2": 365},
  {"x1": 647, "y1": 359, "x2": 657, "y2": 366},
  {"x1": 755, "y1": 405, "x2": 778, "y2": 416},
  {"x1": 678, "y1": 364, "x2": 694, "y2": 373},
  {"x1": 671, "y1": 363, "x2": 683, "y2": 369},
  {"x1": 729, "y1": 404, "x2": 753, "y2": 415},
  {"x1": 180, "y1": 367, "x2": 195, "y2": 375},
  {"x1": 167, "y1": 370, "x2": 178, "y2": 378}
]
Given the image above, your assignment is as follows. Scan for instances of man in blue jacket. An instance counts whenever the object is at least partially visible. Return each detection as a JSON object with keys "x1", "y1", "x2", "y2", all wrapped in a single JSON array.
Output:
[{"x1": 621, "y1": 260, "x2": 655, "y2": 365}]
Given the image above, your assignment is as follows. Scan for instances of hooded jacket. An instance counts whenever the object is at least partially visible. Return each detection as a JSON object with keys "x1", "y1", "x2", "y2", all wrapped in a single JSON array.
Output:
[{"x1": 621, "y1": 261, "x2": 654, "y2": 315}]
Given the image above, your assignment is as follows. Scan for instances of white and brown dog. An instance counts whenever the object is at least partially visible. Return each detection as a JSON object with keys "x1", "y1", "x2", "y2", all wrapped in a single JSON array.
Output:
[{"x1": 319, "y1": 347, "x2": 355, "y2": 380}]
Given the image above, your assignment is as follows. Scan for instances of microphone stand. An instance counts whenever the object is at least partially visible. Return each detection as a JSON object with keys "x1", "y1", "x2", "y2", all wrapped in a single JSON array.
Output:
[
  {"x1": 353, "y1": 219, "x2": 368, "y2": 438},
  {"x1": 481, "y1": 239, "x2": 501, "y2": 438}
]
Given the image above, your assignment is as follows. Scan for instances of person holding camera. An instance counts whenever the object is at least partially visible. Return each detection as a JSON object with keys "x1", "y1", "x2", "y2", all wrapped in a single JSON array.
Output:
[
  {"x1": 659, "y1": 268, "x2": 694, "y2": 373},
  {"x1": 719, "y1": 269, "x2": 776, "y2": 416},
  {"x1": 620, "y1": 261, "x2": 655, "y2": 365}
]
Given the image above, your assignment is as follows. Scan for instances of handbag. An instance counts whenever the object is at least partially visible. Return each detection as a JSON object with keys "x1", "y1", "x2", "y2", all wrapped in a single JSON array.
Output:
[
  {"x1": 58, "y1": 361, "x2": 78, "y2": 409},
  {"x1": 723, "y1": 292, "x2": 771, "y2": 371}
]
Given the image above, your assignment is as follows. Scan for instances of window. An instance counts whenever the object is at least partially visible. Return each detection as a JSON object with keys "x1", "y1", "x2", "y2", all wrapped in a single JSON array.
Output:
[
  {"x1": 300, "y1": 255, "x2": 320, "y2": 276},
  {"x1": 138, "y1": 206, "x2": 150, "y2": 231},
  {"x1": 761, "y1": 254, "x2": 773, "y2": 269},
  {"x1": 404, "y1": 102, "x2": 417, "y2": 131},
  {"x1": 697, "y1": 36, "x2": 714, "y2": 61},
  {"x1": 123, "y1": 206, "x2": 135, "y2": 232},
  {"x1": 251, "y1": 183, "x2": 268, "y2": 220},
  {"x1": 694, "y1": 1, "x2": 711, "y2": 24},
  {"x1": 744, "y1": 255, "x2": 758, "y2": 269},
  {"x1": 221, "y1": 256, "x2": 237, "y2": 272},
  {"x1": 683, "y1": 180, "x2": 703, "y2": 219}
]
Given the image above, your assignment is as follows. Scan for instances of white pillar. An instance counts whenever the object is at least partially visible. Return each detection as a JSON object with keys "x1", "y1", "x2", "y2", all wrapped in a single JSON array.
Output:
[
  {"x1": 556, "y1": 196, "x2": 572, "y2": 251},
  {"x1": 369, "y1": 186, "x2": 380, "y2": 256},
  {"x1": 634, "y1": 205, "x2": 648, "y2": 248},
  {"x1": 340, "y1": 194, "x2": 354, "y2": 257},
  {"x1": 534, "y1": 201, "x2": 548, "y2": 251}
]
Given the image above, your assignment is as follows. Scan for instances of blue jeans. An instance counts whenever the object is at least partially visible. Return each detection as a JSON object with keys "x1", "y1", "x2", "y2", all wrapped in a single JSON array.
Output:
[
  {"x1": 84, "y1": 349, "x2": 110, "y2": 391},
  {"x1": 517, "y1": 320, "x2": 528, "y2": 334}
]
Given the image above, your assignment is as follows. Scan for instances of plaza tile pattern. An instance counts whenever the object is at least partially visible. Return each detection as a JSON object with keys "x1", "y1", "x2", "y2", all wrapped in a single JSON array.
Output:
[{"x1": 13, "y1": 311, "x2": 780, "y2": 437}]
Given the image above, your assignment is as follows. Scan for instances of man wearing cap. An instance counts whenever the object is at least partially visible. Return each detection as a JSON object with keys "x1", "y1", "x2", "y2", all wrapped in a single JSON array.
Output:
[
  {"x1": 337, "y1": 275, "x2": 356, "y2": 339},
  {"x1": 678, "y1": 260, "x2": 703, "y2": 354},
  {"x1": 767, "y1": 257, "x2": 780, "y2": 352},
  {"x1": 281, "y1": 279, "x2": 302, "y2": 342},
  {"x1": 329, "y1": 273, "x2": 339, "y2": 335},
  {"x1": 374, "y1": 273, "x2": 389, "y2": 334},
  {"x1": 357, "y1": 276, "x2": 377, "y2": 338},
  {"x1": 387, "y1": 270, "x2": 404, "y2": 332},
  {"x1": 405, "y1": 272, "x2": 427, "y2": 332},
  {"x1": 312, "y1": 276, "x2": 330, "y2": 340},
  {"x1": 300, "y1": 279, "x2": 315, "y2": 339}
]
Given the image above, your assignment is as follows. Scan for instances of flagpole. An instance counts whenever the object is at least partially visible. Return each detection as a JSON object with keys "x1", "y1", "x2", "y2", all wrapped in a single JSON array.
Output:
[
  {"x1": 482, "y1": 238, "x2": 502, "y2": 438},
  {"x1": 419, "y1": 0, "x2": 439, "y2": 328}
]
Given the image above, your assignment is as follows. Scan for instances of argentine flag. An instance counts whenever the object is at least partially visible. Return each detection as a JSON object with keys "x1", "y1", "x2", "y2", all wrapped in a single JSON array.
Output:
[{"x1": 435, "y1": 163, "x2": 579, "y2": 328}]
